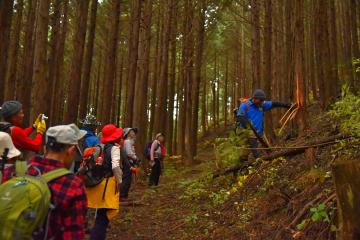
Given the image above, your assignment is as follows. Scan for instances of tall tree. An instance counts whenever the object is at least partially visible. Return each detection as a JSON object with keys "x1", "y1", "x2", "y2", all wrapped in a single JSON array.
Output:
[
  {"x1": 124, "y1": 0, "x2": 142, "y2": 126},
  {"x1": 47, "y1": 0, "x2": 62, "y2": 124},
  {"x1": 166, "y1": 1, "x2": 177, "y2": 155},
  {"x1": 189, "y1": 0, "x2": 206, "y2": 159},
  {"x1": 64, "y1": 0, "x2": 90, "y2": 123},
  {"x1": 51, "y1": 0, "x2": 69, "y2": 124},
  {"x1": 315, "y1": 0, "x2": 332, "y2": 107},
  {"x1": 5, "y1": 0, "x2": 23, "y2": 100},
  {"x1": 251, "y1": 0, "x2": 260, "y2": 89},
  {"x1": 293, "y1": 0, "x2": 306, "y2": 133},
  {"x1": 30, "y1": 0, "x2": 51, "y2": 121},
  {"x1": 154, "y1": 0, "x2": 173, "y2": 134},
  {"x1": 0, "y1": 0, "x2": 14, "y2": 102},
  {"x1": 133, "y1": 0, "x2": 153, "y2": 157},
  {"x1": 101, "y1": 0, "x2": 121, "y2": 124},
  {"x1": 79, "y1": 0, "x2": 98, "y2": 119},
  {"x1": 263, "y1": 0, "x2": 275, "y2": 140}
]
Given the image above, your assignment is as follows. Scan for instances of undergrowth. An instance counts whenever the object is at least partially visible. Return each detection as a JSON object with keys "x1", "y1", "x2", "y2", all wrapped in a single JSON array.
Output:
[{"x1": 328, "y1": 86, "x2": 360, "y2": 138}]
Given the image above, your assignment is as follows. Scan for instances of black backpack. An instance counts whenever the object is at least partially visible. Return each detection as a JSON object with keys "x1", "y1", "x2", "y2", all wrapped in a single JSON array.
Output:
[{"x1": 144, "y1": 141, "x2": 160, "y2": 160}]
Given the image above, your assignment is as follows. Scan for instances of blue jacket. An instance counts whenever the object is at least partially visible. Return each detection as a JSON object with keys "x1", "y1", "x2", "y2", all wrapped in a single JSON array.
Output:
[
  {"x1": 82, "y1": 128, "x2": 100, "y2": 148},
  {"x1": 236, "y1": 100, "x2": 273, "y2": 137}
]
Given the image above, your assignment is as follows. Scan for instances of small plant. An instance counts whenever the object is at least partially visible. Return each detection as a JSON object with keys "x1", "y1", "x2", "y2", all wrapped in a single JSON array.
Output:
[
  {"x1": 310, "y1": 203, "x2": 330, "y2": 223},
  {"x1": 352, "y1": 57, "x2": 360, "y2": 73},
  {"x1": 184, "y1": 213, "x2": 198, "y2": 223},
  {"x1": 209, "y1": 189, "x2": 229, "y2": 206}
]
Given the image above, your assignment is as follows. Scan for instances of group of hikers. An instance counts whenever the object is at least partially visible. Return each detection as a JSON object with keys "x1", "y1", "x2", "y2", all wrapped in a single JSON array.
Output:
[
  {"x1": 0, "y1": 88, "x2": 291, "y2": 239},
  {"x1": 0, "y1": 100, "x2": 165, "y2": 240}
]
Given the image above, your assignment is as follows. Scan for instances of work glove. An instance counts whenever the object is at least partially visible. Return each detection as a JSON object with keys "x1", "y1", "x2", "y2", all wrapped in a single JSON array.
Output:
[
  {"x1": 33, "y1": 114, "x2": 42, "y2": 129},
  {"x1": 36, "y1": 120, "x2": 46, "y2": 135},
  {"x1": 130, "y1": 166, "x2": 138, "y2": 174},
  {"x1": 272, "y1": 102, "x2": 292, "y2": 109}
]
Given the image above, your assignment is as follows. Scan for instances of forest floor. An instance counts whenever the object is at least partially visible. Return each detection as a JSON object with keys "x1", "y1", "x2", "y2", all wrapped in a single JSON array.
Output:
[{"x1": 104, "y1": 104, "x2": 358, "y2": 240}]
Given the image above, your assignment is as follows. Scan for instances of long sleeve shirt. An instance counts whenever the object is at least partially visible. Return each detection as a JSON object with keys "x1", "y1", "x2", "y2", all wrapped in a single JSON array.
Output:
[
  {"x1": 11, "y1": 126, "x2": 42, "y2": 152},
  {"x1": 150, "y1": 140, "x2": 162, "y2": 161},
  {"x1": 110, "y1": 146, "x2": 121, "y2": 169},
  {"x1": 123, "y1": 139, "x2": 137, "y2": 161}
]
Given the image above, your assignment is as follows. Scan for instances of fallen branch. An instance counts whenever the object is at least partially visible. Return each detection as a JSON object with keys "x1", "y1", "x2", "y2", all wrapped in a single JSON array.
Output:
[
  {"x1": 288, "y1": 192, "x2": 324, "y2": 228},
  {"x1": 213, "y1": 135, "x2": 350, "y2": 179},
  {"x1": 212, "y1": 162, "x2": 249, "y2": 179},
  {"x1": 262, "y1": 134, "x2": 349, "y2": 161}
]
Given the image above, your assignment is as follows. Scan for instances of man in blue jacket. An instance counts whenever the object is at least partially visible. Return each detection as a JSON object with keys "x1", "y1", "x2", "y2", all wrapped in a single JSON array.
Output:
[{"x1": 236, "y1": 89, "x2": 291, "y2": 160}]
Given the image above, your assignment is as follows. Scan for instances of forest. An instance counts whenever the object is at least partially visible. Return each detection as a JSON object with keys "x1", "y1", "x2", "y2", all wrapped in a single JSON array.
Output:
[{"x1": 1, "y1": 0, "x2": 360, "y2": 239}]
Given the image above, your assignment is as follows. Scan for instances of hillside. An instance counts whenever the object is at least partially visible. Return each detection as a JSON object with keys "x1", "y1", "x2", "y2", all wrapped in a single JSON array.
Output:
[{"x1": 105, "y1": 99, "x2": 359, "y2": 240}]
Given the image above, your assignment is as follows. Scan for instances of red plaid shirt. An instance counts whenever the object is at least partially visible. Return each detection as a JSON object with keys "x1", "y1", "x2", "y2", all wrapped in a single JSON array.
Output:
[{"x1": 2, "y1": 156, "x2": 88, "y2": 240}]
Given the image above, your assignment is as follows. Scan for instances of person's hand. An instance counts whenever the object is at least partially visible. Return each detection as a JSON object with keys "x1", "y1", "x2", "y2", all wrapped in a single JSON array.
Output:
[
  {"x1": 150, "y1": 160, "x2": 155, "y2": 167},
  {"x1": 36, "y1": 120, "x2": 46, "y2": 135},
  {"x1": 33, "y1": 114, "x2": 42, "y2": 129}
]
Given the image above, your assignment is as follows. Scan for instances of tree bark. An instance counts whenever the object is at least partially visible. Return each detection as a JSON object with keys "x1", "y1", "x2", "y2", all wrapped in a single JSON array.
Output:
[
  {"x1": 293, "y1": 0, "x2": 307, "y2": 134},
  {"x1": 315, "y1": 0, "x2": 332, "y2": 108},
  {"x1": 0, "y1": 0, "x2": 14, "y2": 102},
  {"x1": 154, "y1": 0, "x2": 172, "y2": 134},
  {"x1": 51, "y1": 0, "x2": 69, "y2": 124},
  {"x1": 30, "y1": 0, "x2": 51, "y2": 121},
  {"x1": 64, "y1": 0, "x2": 90, "y2": 123},
  {"x1": 251, "y1": 0, "x2": 260, "y2": 89},
  {"x1": 5, "y1": 0, "x2": 23, "y2": 100},
  {"x1": 166, "y1": 1, "x2": 177, "y2": 155},
  {"x1": 263, "y1": 0, "x2": 275, "y2": 141},
  {"x1": 133, "y1": 0, "x2": 153, "y2": 158},
  {"x1": 332, "y1": 158, "x2": 360, "y2": 240},
  {"x1": 47, "y1": 0, "x2": 62, "y2": 124},
  {"x1": 79, "y1": 0, "x2": 98, "y2": 120},
  {"x1": 101, "y1": 0, "x2": 120, "y2": 124},
  {"x1": 124, "y1": 0, "x2": 142, "y2": 126},
  {"x1": 189, "y1": 0, "x2": 206, "y2": 159}
]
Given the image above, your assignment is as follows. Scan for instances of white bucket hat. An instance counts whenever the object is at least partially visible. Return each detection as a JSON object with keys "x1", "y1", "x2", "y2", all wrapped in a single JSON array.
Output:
[{"x1": 0, "y1": 132, "x2": 21, "y2": 159}]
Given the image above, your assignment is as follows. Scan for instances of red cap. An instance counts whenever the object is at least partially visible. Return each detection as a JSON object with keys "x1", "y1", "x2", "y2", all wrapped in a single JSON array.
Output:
[{"x1": 101, "y1": 124, "x2": 123, "y2": 144}]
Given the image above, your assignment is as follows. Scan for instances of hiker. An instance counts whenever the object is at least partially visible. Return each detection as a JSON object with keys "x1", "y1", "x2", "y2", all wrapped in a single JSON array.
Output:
[
  {"x1": 80, "y1": 113, "x2": 101, "y2": 149},
  {"x1": 148, "y1": 133, "x2": 165, "y2": 187},
  {"x1": 0, "y1": 124, "x2": 88, "y2": 239},
  {"x1": 0, "y1": 100, "x2": 46, "y2": 158},
  {"x1": 236, "y1": 89, "x2": 291, "y2": 160},
  {"x1": 86, "y1": 124, "x2": 123, "y2": 240},
  {"x1": 74, "y1": 114, "x2": 101, "y2": 172},
  {"x1": 0, "y1": 132, "x2": 21, "y2": 183},
  {"x1": 121, "y1": 127, "x2": 139, "y2": 200}
]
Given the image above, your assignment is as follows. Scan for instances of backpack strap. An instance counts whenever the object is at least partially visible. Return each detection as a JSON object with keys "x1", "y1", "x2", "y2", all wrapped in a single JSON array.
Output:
[
  {"x1": 15, "y1": 161, "x2": 27, "y2": 177},
  {"x1": 245, "y1": 99, "x2": 250, "y2": 113},
  {"x1": 42, "y1": 168, "x2": 72, "y2": 183}
]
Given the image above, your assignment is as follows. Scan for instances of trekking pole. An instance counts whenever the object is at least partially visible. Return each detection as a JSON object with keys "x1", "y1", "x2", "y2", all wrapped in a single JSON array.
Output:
[{"x1": 102, "y1": 177, "x2": 109, "y2": 200}]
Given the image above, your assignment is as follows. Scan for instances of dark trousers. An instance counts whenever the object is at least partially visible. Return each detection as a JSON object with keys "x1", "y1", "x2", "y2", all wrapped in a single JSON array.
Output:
[
  {"x1": 239, "y1": 138, "x2": 260, "y2": 163},
  {"x1": 149, "y1": 158, "x2": 162, "y2": 186},
  {"x1": 248, "y1": 138, "x2": 260, "y2": 158},
  {"x1": 121, "y1": 157, "x2": 132, "y2": 198},
  {"x1": 120, "y1": 170, "x2": 132, "y2": 198},
  {"x1": 90, "y1": 209, "x2": 109, "y2": 240}
]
